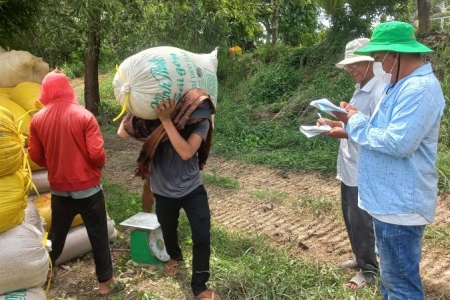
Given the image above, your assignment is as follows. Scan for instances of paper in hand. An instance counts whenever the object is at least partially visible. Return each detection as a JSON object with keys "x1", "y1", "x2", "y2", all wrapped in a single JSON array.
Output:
[
  {"x1": 299, "y1": 125, "x2": 331, "y2": 138},
  {"x1": 310, "y1": 98, "x2": 348, "y2": 115}
]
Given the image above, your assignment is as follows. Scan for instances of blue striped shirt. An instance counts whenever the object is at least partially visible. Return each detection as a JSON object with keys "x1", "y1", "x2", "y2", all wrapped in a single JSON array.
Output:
[{"x1": 345, "y1": 63, "x2": 445, "y2": 222}]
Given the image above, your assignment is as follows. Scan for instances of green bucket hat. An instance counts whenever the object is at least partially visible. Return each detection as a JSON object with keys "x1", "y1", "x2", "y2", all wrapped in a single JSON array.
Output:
[{"x1": 354, "y1": 21, "x2": 433, "y2": 55}]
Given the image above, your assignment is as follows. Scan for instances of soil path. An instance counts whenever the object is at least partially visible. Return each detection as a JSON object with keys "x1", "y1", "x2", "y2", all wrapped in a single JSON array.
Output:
[{"x1": 101, "y1": 132, "x2": 450, "y2": 298}]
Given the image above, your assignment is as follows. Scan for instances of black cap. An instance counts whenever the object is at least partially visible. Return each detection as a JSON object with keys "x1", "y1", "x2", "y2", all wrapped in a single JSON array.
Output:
[{"x1": 189, "y1": 100, "x2": 212, "y2": 119}]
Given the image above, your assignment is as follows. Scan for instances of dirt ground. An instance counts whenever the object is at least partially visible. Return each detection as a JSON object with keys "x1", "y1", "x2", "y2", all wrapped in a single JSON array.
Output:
[{"x1": 47, "y1": 129, "x2": 450, "y2": 300}]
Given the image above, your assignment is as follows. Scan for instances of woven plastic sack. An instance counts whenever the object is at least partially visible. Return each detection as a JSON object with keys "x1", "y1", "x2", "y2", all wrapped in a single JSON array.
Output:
[
  {"x1": 113, "y1": 46, "x2": 218, "y2": 120},
  {"x1": 0, "y1": 50, "x2": 49, "y2": 88},
  {"x1": 0, "y1": 222, "x2": 48, "y2": 294},
  {"x1": 0, "y1": 87, "x2": 13, "y2": 99},
  {"x1": 0, "y1": 286, "x2": 46, "y2": 300},
  {"x1": 9, "y1": 82, "x2": 41, "y2": 115},
  {"x1": 0, "y1": 106, "x2": 23, "y2": 177},
  {"x1": 0, "y1": 94, "x2": 32, "y2": 144},
  {"x1": 24, "y1": 199, "x2": 44, "y2": 235},
  {"x1": 28, "y1": 169, "x2": 50, "y2": 196},
  {"x1": 0, "y1": 171, "x2": 27, "y2": 233}
]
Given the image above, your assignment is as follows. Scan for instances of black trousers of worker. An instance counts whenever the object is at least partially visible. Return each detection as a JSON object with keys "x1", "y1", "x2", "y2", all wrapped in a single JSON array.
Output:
[
  {"x1": 49, "y1": 190, "x2": 113, "y2": 283},
  {"x1": 154, "y1": 185, "x2": 211, "y2": 297},
  {"x1": 341, "y1": 182, "x2": 379, "y2": 279}
]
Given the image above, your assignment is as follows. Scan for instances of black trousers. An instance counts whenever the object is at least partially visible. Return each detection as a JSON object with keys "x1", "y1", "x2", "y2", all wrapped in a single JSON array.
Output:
[
  {"x1": 49, "y1": 190, "x2": 113, "y2": 283},
  {"x1": 154, "y1": 185, "x2": 211, "y2": 296},
  {"x1": 341, "y1": 182, "x2": 378, "y2": 278}
]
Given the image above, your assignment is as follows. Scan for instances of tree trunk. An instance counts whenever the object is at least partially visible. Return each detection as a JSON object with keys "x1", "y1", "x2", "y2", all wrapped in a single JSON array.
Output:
[
  {"x1": 271, "y1": 0, "x2": 279, "y2": 45},
  {"x1": 417, "y1": 0, "x2": 431, "y2": 35},
  {"x1": 84, "y1": 9, "x2": 101, "y2": 115},
  {"x1": 262, "y1": 21, "x2": 271, "y2": 44}
]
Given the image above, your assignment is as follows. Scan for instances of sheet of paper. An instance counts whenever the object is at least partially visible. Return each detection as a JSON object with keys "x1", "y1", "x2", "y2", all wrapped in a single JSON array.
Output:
[
  {"x1": 310, "y1": 98, "x2": 348, "y2": 115},
  {"x1": 299, "y1": 125, "x2": 331, "y2": 138}
]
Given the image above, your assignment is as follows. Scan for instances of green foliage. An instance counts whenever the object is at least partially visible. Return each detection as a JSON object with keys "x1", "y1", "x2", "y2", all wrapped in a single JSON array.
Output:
[
  {"x1": 214, "y1": 32, "x2": 450, "y2": 192},
  {"x1": 317, "y1": 0, "x2": 410, "y2": 40},
  {"x1": 0, "y1": 0, "x2": 43, "y2": 43},
  {"x1": 60, "y1": 61, "x2": 85, "y2": 79}
]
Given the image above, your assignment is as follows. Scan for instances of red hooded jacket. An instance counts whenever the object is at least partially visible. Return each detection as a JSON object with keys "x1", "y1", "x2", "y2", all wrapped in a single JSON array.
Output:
[{"x1": 28, "y1": 70, "x2": 106, "y2": 191}]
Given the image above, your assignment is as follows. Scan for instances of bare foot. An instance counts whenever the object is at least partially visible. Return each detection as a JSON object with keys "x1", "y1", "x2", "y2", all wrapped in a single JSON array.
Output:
[
  {"x1": 98, "y1": 278, "x2": 117, "y2": 295},
  {"x1": 164, "y1": 259, "x2": 180, "y2": 276},
  {"x1": 196, "y1": 290, "x2": 220, "y2": 300}
]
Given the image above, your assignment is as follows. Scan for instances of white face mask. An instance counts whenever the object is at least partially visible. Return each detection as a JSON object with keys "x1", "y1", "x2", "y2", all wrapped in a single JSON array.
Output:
[{"x1": 373, "y1": 52, "x2": 397, "y2": 83}]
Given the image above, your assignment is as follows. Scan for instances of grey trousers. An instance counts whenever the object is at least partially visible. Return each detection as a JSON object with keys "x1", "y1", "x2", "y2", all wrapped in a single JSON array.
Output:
[{"x1": 341, "y1": 182, "x2": 378, "y2": 278}]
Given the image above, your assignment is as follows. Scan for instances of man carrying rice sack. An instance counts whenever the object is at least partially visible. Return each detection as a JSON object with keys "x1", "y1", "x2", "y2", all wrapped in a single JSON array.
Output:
[{"x1": 118, "y1": 88, "x2": 219, "y2": 300}]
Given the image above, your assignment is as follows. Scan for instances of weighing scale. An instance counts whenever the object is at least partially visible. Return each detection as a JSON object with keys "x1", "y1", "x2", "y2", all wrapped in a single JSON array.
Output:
[{"x1": 120, "y1": 212, "x2": 170, "y2": 264}]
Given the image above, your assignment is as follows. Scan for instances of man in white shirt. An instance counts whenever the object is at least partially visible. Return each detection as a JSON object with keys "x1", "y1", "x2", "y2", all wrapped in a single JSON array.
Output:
[{"x1": 317, "y1": 38, "x2": 385, "y2": 290}]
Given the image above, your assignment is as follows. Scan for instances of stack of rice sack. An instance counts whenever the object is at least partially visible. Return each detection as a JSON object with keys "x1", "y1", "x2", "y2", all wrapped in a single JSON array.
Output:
[
  {"x1": 113, "y1": 46, "x2": 219, "y2": 120},
  {"x1": 0, "y1": 107, "x2": 49, "y2": 299}
]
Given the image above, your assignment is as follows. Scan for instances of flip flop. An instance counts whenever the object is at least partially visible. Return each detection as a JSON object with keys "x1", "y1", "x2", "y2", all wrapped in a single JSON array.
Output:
[
  {"x1": 99, "y1": 280, "x2": 125, "y2": 297},
  {"x1": 344, "y1": 271, "x2": 373, "y2": 291},
  {"x1": 164, "y1": 260, "x2": 180, "y2": 276}
]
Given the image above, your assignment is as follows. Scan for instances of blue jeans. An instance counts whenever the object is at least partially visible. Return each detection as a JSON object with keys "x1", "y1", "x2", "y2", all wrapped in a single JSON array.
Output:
[{"x1": 373, "y1": 218, "x2": 425, "y2": 300}]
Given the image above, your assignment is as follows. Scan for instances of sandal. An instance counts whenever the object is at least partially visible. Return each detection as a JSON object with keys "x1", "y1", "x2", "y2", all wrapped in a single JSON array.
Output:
[
  {"x1": 99, "y1": 280, "x2": 125, "y2": 297},
  {"x1": 196, "y1": 290, "x2": 220, "y2": 300},
  {"x1": 164, "y1": 260, "x2": 180, "y2": 276},
  {"x1": 344, "y1": 271, "x2": 374, "y2": 291}
]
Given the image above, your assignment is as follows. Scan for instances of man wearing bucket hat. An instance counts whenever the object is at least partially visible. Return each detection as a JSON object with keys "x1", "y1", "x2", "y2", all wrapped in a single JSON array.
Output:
[
  {"x1": 333, "y1": 21, "x2": 445, "y2": 299},
  {"x1": 318, "y1": 38, "x2": 385, "y2": 290}
]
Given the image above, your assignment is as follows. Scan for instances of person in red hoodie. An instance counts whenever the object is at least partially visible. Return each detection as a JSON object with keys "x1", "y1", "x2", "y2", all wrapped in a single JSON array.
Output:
[{"x1": 28, "y1": 70, "x2": 120, "y2": 296}]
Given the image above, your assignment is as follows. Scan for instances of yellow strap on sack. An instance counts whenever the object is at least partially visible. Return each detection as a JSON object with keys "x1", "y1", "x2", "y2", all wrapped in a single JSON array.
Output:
[{"x1": 113, "y1": 65, "x2": 130, "y2": 122}]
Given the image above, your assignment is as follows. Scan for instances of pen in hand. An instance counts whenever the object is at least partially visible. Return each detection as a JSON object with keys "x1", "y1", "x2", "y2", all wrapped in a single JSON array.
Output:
[{"x1": 317, "y1": 113, "x2": 325, "y2": 126}]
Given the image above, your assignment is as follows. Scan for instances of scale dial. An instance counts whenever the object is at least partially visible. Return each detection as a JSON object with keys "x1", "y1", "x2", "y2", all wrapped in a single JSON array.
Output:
[{"x1": 148, "y1": 227, "x2": 170, "y2": 262}]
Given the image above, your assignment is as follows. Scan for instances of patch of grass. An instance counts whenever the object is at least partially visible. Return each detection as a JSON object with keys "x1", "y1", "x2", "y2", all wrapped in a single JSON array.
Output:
[
  {"x1": 424, "y1": 225, "x2": 450, "y2": 248},
  {"x1": 174, "y1": 214, "x2": 383, "y2": 299},
  {"x1": 202, "y1": 173, "x2": 240, "y2": 190},
  {"x1": 103, "y1": 179, "x2": 141, "y2": 223},
  {"x1": 250, "y1": 189, "x2": 290, "y2": 205},
  {"x1": 294, "y1": 195, "x2": 337, "y2": 215}
]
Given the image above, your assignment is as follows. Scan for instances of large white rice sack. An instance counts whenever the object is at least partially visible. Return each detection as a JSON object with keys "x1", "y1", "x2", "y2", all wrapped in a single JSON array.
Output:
[
  {"x1": 113, "y1": 46, "x2": 218, "y2": 120},
  {"x1": 0, "y1": 222, "x2": 49, "y2": 294},
  {"x1": 0, "y1": 50, "x2": 49, "y2": 88},
  {"x1": 56, "y1": 217, "x2": 117, "y2": 265},
  {"x1": 24, "y1": 200, "x2": 44, "y2": 235},
  {"x1": 0, "y1": 286, "x2": 46, "y2": 300}
]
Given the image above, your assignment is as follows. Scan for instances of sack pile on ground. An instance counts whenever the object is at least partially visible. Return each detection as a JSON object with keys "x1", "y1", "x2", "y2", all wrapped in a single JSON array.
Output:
[
  {"x1": 0, "y1": 55, "x2": 117, "y2": 297},
  {"x1": 0, "y1": 107, "x2": 49, "y2": 298},
  {"x1": 113, "y1": 46, "x2": 219, "y2": 120}
]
